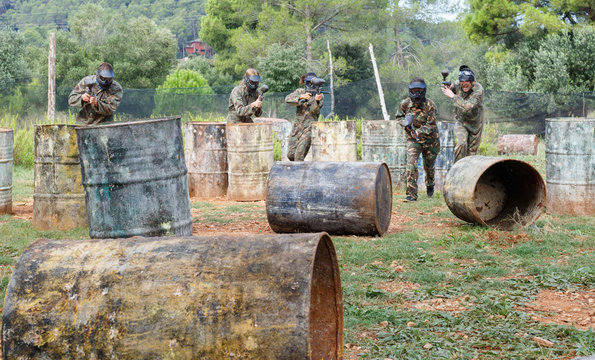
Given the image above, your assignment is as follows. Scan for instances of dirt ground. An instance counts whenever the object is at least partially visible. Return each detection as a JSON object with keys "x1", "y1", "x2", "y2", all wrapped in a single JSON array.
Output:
[{"x1": 8, "y1": 197, "x2": 594, "y2": 356}]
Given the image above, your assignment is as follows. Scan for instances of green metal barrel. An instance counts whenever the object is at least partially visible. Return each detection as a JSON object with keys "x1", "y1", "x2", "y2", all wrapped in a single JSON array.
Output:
[
  {"x1": 362, "y1": 120, "x2": 407, "y2": 190},
  {"x1": 545, "y1": 117, "x2": 594, "y2": 215},
  {"x1": 76, "y1": 117, "x2": 192, "y2": 238},
  {"x1": 0, "y1": 128, "x2": 13, "y2": 214}
]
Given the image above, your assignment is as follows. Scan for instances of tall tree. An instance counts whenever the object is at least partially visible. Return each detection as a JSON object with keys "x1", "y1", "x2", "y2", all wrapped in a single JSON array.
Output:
[
  {"x1": 463, "y1": 0, "x2": 593, "y2": 44},
  {"x1": 0, "y1": 28, "x2": 30, "y2": 95}
]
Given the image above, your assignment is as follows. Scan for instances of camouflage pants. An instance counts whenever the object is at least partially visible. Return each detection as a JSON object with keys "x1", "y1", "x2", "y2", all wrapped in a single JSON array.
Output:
[
  {"x1": 406, "y1": 139, "x2": 440, "y2": 200},
  {"x1": 454, "y1": 121, "x2": 482, "y2": 162},
  {"x1": 287, "y1": 122, "x2": 312, "y2": 161}
]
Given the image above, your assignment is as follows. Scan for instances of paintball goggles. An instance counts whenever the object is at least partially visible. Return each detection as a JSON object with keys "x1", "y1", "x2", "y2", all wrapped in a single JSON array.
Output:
[{"x1": 441, "y1": 69, "x2": 451, "y2": 87}]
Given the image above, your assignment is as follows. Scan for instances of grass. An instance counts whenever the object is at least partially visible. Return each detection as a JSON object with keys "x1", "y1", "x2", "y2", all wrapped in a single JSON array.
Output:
[{"x1": 0, "y1": 126, "x2": 593, "y2": 359}]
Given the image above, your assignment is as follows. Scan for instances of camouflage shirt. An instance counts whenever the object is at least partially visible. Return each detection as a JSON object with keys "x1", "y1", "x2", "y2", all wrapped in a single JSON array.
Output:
[
  {"x1": 68, "y1": 75, "x2": 123, "y2": 125},
  {"x1": 451, "y1": 81, "x2": 484, "y2": 134},
  {"x1": 225, "y1": 83, "x2": 263, "y2": 123},
  {"x1": 285, "y1": 88, "x2": 324, "y2": 127},
  {"x1": 395, "y1": 97, "x2": 439, "y2": 142}
]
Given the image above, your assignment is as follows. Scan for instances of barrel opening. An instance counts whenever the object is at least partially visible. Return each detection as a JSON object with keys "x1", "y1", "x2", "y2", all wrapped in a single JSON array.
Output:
[
  {"x1": 375, "y1": 164, "x2": 392, "y2": 235},
  {"x1": 474, "y1": 160, "x2": 545, "y2": 229},
  {"x1": 309, "y1": 234, "x2": 343, "y2": 360}
]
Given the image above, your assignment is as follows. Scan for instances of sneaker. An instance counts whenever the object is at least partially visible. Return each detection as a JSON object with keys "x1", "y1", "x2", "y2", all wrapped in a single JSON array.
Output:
[
  {"x1": 405, "y1": 195, "x2": 417, "y2": 202},
  {"x1": 427, "y1": 186, "x2": 434, "y2": 197}
]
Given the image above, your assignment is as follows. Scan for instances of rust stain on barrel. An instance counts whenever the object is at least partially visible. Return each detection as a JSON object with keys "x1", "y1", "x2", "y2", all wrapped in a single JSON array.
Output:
[
  {"x1": 0, "y1": 128, "x2": 13, "y2": 214},
  {"x1": 184, "y1": 122, "x2": 228, "y2": 199},
  {"x1": 2, "y1": 233, "x2": 343, "y2": 359},
  {"x1": 497, "y1": 134, "x2": 539, "y2": 155},
  {"x1": 267, "y1": 161, "x2": 392, "y2": 236},
  {"x1": 311, "y1": 121, "x2": 357, "y2": 161},
  {"x1": 443, "y1": 156, "x2": 545, "y2": 230},
  {"x1": 226, "y1": 123, "x2": 274, "y2": 201},
  {"x1": 32, "y1": 124, "x2": 87, "y2": 230}
]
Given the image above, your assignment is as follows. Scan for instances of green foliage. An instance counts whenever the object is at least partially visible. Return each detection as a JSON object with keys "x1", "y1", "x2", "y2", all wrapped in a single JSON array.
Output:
[
  {"x1": 257, "y1": 44, "x2": 307, "y2": 92},
  {"x1": 153, "y1": 69, "x2": 214, "y2": 117},
  {"x1": 0, "y1": 28, "x2": 30, "y2": 95},
  {"x1": 461, "y1": 0, "x2": 588, "y2": 44},
  {"x1": 332, "y1": 43, "x2": 374, "y2": 83},
  {"x1": 178, "y1": 56, "x2": 233, "y2": 87},
  {"x1": 0, "y1": 114, "x2": 34, "y2": 168}
]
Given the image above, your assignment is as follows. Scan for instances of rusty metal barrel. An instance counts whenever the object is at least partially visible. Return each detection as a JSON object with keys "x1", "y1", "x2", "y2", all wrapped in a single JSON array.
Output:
[
  {"x1": 2, "y1": 233, "x2": 343, "y2": 360},
  {"x1": 0, "y1": 128, "x2": 13, "y2": 214},
  {"x1": 183, "y1": 122, "x2": 227, "y2": 199},
  {"x1": 254, "y1": 117, "x2": 292, "y2": 161},
  {"x1": 76, "y1": 117, "x2": 192, "y2": 238},
  {"x1": 33, "y1": 124, "x2": 88, "y2": 230},
  {"x1": 417, "y1": 121, "x2": 455, "y2": 192},
  {"x1": 267, "y1": 161, "x2": 392, "y2": 236},
  {"x1": 443, "y1": 156, "x2": 545, "y2": 230},
  {"x1": 545, "y1": 117, "x2": 594, "y2": 215},
  {"x1": 311, "y1": 121, "x2": 357, "y2": 161},
  {"x1": 497, "y1": 134, "x2": 539, "y2": 155},
  {"x1": 226, "y1": 123, "x2": 274, "y2": 201},
  {"x1": 362, "y1": 120, "x2": 407, "y2": 190}
]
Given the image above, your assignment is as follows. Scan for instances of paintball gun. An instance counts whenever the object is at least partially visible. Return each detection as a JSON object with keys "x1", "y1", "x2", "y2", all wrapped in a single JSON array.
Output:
[
  {"x1": 300, "y1": 77, "x2": 329, "y2": 103},
  {"x1": 441, "y1": 69, "x2": 451, "y2": 87},
  {"x1": 258, "y1": 84, "x2": 269, "y2": 101},
  {"x1": 401, "y1": 114, "x2": 419, "y2": 142}
]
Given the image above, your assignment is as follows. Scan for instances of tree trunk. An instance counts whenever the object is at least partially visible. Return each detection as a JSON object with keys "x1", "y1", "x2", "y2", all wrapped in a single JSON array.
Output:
[
  {"x1": 394, "y1": 25, "x2": 404, "y2": 67},
  {"x1": 305, "y1": 5, "x2": 313, "y2": 69}
]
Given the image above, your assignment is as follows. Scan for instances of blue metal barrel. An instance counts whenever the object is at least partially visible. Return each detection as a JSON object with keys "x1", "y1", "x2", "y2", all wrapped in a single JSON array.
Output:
[{"x1": 76, "y1": 117, "x2": 193, "y2": 238}]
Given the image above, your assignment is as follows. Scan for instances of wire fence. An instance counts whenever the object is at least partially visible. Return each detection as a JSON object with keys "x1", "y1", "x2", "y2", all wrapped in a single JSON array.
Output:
[{"x1": 4, "y1": 78, "x2": 594, "y2": 134}]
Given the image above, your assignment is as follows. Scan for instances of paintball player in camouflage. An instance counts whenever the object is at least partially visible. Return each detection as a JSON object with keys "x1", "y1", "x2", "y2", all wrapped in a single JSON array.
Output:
[
  {"x1": 285, "y1": 72, "x2": 324, "y2": 161},
  {"x1": 396, "y1": 77, "x2": 440, "y2": 202},
  {"x1": 226, "y1": 68, "x2": 263, "y2": 123},
  {"x1": 68, "y1": 62, "x2": 123, "y2": 125},
  {"x1": 441, "y1": 65, "x2": 484, "y2": 162}
]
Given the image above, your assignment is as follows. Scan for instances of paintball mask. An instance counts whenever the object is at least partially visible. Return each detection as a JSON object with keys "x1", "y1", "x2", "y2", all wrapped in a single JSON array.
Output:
[
  {"x1": 458, "y1": 65, "x2": 475, "y2": 82},
  {"x1": 244, "y1": 73, "x2": 261, "y2": 92},
  {"x1": 96, "y1": 68, "x2": 114, "y2": 89},
  {"x1": 408, "y1": 80, "x2": 426, "y2": 104}
]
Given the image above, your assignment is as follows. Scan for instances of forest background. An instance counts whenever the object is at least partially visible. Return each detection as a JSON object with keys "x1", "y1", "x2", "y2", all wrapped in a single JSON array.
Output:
[{"x1": 0, "y1": 0, "x2": 594, "y2": 124}]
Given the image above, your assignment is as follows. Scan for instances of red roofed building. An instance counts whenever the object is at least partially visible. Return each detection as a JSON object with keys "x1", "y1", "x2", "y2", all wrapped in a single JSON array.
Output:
[{"x1": 185, "y1": 39, "x2": 214, "y2": 58}]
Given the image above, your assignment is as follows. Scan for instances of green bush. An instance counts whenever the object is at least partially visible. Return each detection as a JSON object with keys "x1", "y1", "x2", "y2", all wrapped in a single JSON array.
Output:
[
  {"x1": 0, "y1": 114, "x2": 35, "y2": 168},
  {"x1": 152, "y1": 69, "x2": 215, "y2": 117}
]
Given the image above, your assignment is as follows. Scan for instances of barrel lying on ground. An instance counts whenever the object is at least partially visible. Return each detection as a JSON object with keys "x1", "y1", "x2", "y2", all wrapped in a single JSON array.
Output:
[
  {"x1": 0, "y1": 128, "x2": 13, "y2": 214},
  {"x1": 33, "y1": 124, "x2": 87, "y2": 230},
  {"x1": 443, "y1": 156, "x2": 545, "y2": 230},
  {"x1": 184, "y1": 122, "x2": 228, "y2": 199},
  {"x1": 497, "y1": 134, "x2": 539, "y2": 155},
  {"x1": 76, "y1": 117, "x2": 192, "y2": 238},
  {"x1": 2, "y1": 233, "x2": 343, "y2": 360},
  {"x1": 545, "y1": 117, "x2": 594, "y2": 215},
  {"x1": 267, "y1": 161, "x2": 392, "y2": 236}
]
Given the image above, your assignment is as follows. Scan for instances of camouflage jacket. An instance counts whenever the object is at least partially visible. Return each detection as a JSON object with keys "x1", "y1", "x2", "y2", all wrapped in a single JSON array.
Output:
[
  {"x1": 225, "y1": 83, "x2": 263, "y2": 123},
  {"x1": 68, "y1": 75, "x2": 123, "y2": 125},
  {"x1": 395, "y1": 97, "x2": 439, "y2": 143},
  {"x1": 451, "y1": 81, "x2": 484, "y2": 134},
  {"x1": 285, "y1": 88, "x2": 324, "y2": 128}
]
